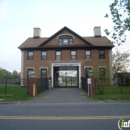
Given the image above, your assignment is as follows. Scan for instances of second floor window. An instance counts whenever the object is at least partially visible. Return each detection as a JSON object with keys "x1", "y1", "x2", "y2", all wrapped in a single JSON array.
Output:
[
  {"x1": 28, "y1": 51, "x2": 33, "y2": 60},
  {"x1": 99, "y1": 50, "x2": 105, "y2": 59},
  {"x1": 58, "y1": 35, "x2": 73, "y2": 45},
  {"x1": 86, "y1": 50, "x2": 91, "y2": 59},
  {"x1": 41, "y1": 51, "x2": 47, "y2": 60},
  {"x1": 71, "y1": 50, "x2": 76, "y2": 60},
  {"x1": 56, "y1": 51, "x2": 61, "y2": 60}
]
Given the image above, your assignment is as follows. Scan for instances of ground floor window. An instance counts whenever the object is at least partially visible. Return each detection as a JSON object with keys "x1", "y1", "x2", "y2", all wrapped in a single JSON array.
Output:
[
  {"x1": 41, "y1": 69, "x2": 47, "y2": 78},
  {"x1": 99, "y1": 68, "x2": 106, "y2": 79},
  {"x1": 85, "y1": 68, "x2": 92, "y2": 77},
  {"x1": 27, "y1": 69, "x2": 33, "y2": 80}
]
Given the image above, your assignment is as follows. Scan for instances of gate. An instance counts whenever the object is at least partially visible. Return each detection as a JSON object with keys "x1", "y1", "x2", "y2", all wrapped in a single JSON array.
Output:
[
  {"x1": 37, "y1": 78, "x2": 49, "y2": 94},
  {"x1": 81, "y1": 77, "x2": 88, "y2": 92}
]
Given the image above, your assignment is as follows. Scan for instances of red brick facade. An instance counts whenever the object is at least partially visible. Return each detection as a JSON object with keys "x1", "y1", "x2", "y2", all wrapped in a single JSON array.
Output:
[{"x1": 19, "y1": 26, "x2": 114, "y2": 88}]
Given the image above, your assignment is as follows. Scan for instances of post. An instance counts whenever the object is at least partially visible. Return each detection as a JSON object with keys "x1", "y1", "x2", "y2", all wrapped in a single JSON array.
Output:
[
  {"x1": 33, "y1": 84, "x2": 36, "y2": 97},
  {"x1": 88, "y1": 70, "x2": 95, "y2": 96},
  {"x1": 87, "y1": 78, "x2": 91, "y2": 97},
  {"x1": 5, "y1": 78, "x2": 7, "y2": 95}
]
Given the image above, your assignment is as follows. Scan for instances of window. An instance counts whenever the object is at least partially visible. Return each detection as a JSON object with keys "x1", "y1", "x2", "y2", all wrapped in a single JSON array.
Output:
[
  {"x1": 86, "y1": 50, "x2": 91, "y2": 59},
  {"x1": 28, "y1": 51, "x2": 33, "y2": 60},
  {"x1": 99, "y1": 50, "x2": 105, "y2": 59},
  {"x1": 41, "y1": 69, "x2": 47, "y2": 78},
  {"x1": 41, "y1": 51, "x2": 47, "y2": 60},
  {"x1": 56, "y1": 51, "x2": 61, "y2": 60},
  {"x1": 71, "y1": 50, "x2": 76, "y2": 60},
  {"x1": 99, "y1": 68, "x2": 106, "y2": 79},
  {"x1": 58, "y1": 35, "x2": 73, "y2": 45},
  {"x1": 27, "y1": 69, "x2": 33, "y2": 80},
  {"x1": 85, "y1": 68, "x2": 92, "y2": 77}
]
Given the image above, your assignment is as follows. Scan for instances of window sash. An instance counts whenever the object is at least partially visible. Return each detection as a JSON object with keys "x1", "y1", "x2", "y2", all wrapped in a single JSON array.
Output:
[
  {"x1": 86, "y1": 50, "x2": 91, "y2": 59},
  {"x1": 99, "y1": 68, "x2": 106, "y2": 79},
  {"x1": 28, "y1": 51, "x2": 33, "y2": 60},
  {"x1": 42, "y1": 51, "x2": 47, "y2": 60},
  {"x1": 27, "y1": 69, "x2": 33, "y2": 79},
  {"x1": 86, "y1": 68, "x2": 92, "y2": 77},
  {"x1": 58, "y1": 35, "x2": 73, "y2": 45},
  {"x1": 56, "y1": 51, "x2": 61, "y2": 60},
  {"x1": 99, "y1": 50, "x2": 105, "y2": 59},
  {"x1": 71, "y1": 51, "x2": 76, "y2": 60},
  {"x1": 41, "y1": 69, "x2": 47, "y2": 78}
]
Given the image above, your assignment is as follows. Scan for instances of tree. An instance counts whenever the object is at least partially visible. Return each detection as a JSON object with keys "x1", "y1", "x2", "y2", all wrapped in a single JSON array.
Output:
[
  {"x1": 0, "y1": 68, "x2": 6, "y2": 78},
  {"x1": 12, "y1": 70, "x2": 19, "y2": 78},
  {"x1": 104, "y1": 0, "x2": 130, "y2": 45},
  {"x1": 112, "y1": 49, "x2": 130, "y2": 80}
]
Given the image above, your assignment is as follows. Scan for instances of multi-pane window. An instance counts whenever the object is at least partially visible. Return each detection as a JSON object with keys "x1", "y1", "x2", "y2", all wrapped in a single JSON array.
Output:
[
  {"x1": 56, "y1": 51, "x2": 61, "y2": 60},
  {"x1": 71, "y1": 51, "x2": 76, "y2": 60},
  {"x1": 41, "y1": 51, "x2": 47, "y2": 60},
  {"x1": 28, "y1": 51, "x2": 33, "y2": 60},
  {"x1": 99, "y1": 68, "x2": 106, "y2": 79},
  {"x1": 41, "y1": 69, "x2": 47, "y2": 78},
  {"x1": 27, "y1": 69, "x2": 33, "y2": 80},
  {"x1": 86, "y1": 50, "x2": 91, "y2": 59},
  {"x1": 58, "y1": 35, "x2": 73, "y2": 45},
  {"x1": 99, "y1": 50, "x2": 105, "y2": 59},
  {"x1": 85, "y1": 68, "x2": 92, "y2": 77}
]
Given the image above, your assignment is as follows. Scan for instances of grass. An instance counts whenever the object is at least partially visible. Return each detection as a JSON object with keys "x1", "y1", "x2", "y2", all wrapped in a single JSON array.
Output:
[
  {"x1": 92, "y1": 86, "x2": 130, "y2": 101},
  {"x1": 0, "y1": 84, "x2": 34, "y2": 102}
]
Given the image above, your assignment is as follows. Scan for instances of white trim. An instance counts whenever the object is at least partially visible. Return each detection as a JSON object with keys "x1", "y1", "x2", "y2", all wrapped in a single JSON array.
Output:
[
  {"x1": 26, "y1": 67, "x2": 35, "y2": 70},
  {"x1": 84, "y1": 66, "x2": 93, "y2": 69},
  {"x1": 51, "y1": 63, "x2": 81, "y2": 88},
  {"x1": 57, "y1": 34, "x2": 74, "y2": 39},
  {"x1": 98, "y1": 66, "x2": 107, "y2": 68},
  {"x1": 21, "y1": 51, "x2": 24, "y2": 86},
  {"x1": 39, "y1": 67, "x2": 48, "y2": 70}
]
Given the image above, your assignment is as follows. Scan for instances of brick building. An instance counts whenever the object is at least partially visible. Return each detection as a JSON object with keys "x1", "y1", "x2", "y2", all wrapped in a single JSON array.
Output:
[{"x1": 18, "y1": 26, "x2": 114, "y2": 88}]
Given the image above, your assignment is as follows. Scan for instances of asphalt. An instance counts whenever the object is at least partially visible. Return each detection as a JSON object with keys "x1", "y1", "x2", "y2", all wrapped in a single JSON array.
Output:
[{"x1": 26, "y1": 88, "x2": 97, "y2": 103}]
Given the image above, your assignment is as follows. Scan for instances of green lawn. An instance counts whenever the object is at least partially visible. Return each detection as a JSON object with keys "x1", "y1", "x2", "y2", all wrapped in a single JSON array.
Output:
[
  {"x1": 0, "y1": 84, "x2": 34, "y2": 102},
  {"x1": 92, "y1": 86, "x2": 130, "y2": 101}
]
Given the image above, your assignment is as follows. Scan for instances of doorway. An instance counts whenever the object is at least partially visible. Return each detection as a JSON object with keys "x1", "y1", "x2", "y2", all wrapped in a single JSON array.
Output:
[{"x1": 54, "y1": 66, "x2": 79, "y2": 88}]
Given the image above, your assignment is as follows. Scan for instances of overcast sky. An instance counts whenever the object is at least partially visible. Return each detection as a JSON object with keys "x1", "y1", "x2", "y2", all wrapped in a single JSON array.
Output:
[{"x1": 0, "y1": 0, "x2": 129, "y2": 72}]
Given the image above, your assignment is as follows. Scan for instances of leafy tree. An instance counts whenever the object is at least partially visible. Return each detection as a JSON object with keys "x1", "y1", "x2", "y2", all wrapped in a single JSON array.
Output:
[
  {"x1": 0, "y1": 68, "x2": 6, "y2": 78},
  {"x1": 104, "y1": 0, "x2": 130, "y2": 45},
  {"x1": 112, "y1": 49, "x2": 130, "y2": 80},
  {"x1": 12, "y1": 70, "x2": 19, "y2": 78}
]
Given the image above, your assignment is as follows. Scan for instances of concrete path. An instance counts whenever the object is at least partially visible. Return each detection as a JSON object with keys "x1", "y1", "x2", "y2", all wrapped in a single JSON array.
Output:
[{"x1": 26, "y1": 88, "x2": 96, "y2": 103}]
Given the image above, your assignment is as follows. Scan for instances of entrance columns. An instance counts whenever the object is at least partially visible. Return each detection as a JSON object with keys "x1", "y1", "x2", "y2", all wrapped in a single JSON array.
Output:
[{"x1": 29, "y1": 71, "x2": 37, "y2": 96}]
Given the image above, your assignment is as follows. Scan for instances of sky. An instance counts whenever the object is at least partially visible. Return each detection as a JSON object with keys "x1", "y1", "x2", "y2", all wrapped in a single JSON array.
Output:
[{"x1": 0, "y1": 0, "x2": 129, "y2": 72}]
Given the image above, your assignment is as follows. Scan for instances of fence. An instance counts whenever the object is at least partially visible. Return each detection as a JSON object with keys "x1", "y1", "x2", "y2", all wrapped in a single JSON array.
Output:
[
  {"x1": 81, "y1": 77, "x2": 88, "y2": 92},
  {"x1": 37, "y1": 78, "x2": 49, "y2": 94}
]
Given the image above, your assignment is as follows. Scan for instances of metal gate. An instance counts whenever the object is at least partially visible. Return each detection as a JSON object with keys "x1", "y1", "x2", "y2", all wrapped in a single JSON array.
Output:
[
  {"x1": 37, "y1": 78, "x2": 49, "y2": 94},
  {"x1": 81, "y1": 77, "x2": 88, "y2": 92},
  {"x1": 54, "y1": 66, "x2": 78, "y2": 88}
]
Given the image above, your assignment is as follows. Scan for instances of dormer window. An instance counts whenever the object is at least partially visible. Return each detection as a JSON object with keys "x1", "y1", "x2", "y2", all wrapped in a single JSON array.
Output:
[{"x1": 58, "y1": 35, "x2": 73, "y2": 45}]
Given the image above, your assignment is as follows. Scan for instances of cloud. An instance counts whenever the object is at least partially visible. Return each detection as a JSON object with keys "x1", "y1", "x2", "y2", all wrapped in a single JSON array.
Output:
[{"x1": 0, "y1": 1, "x2": 9, "y2": 21}]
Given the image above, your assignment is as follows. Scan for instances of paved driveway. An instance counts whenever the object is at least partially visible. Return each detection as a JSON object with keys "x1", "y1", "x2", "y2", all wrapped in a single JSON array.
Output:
[{"x1": 26, "y1": 88, "x2": 96, "y2": 103}]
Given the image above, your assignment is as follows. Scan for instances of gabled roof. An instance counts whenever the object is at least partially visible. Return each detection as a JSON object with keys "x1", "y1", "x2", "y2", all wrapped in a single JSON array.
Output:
[
  {"x1": 84, "y1": 36, "x2": 113, "y2": 47},
  {"x1": 39, "y1": 26, "x2": 92, "y2": 47},
  {"x1": 18, "y1": 37, "x2": 48, "y2": 49},
  {"x1": 18, "y1": 26, "x2": 114, "y2": 49}
]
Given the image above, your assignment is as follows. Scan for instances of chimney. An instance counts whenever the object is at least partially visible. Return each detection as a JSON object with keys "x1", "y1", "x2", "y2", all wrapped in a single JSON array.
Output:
[
  {"x1": 33, "y1": 28, "x2": 41, "y2": 38},
  {"x1": 93, "y1": 26, "x2": 101, "y2": 37}
]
